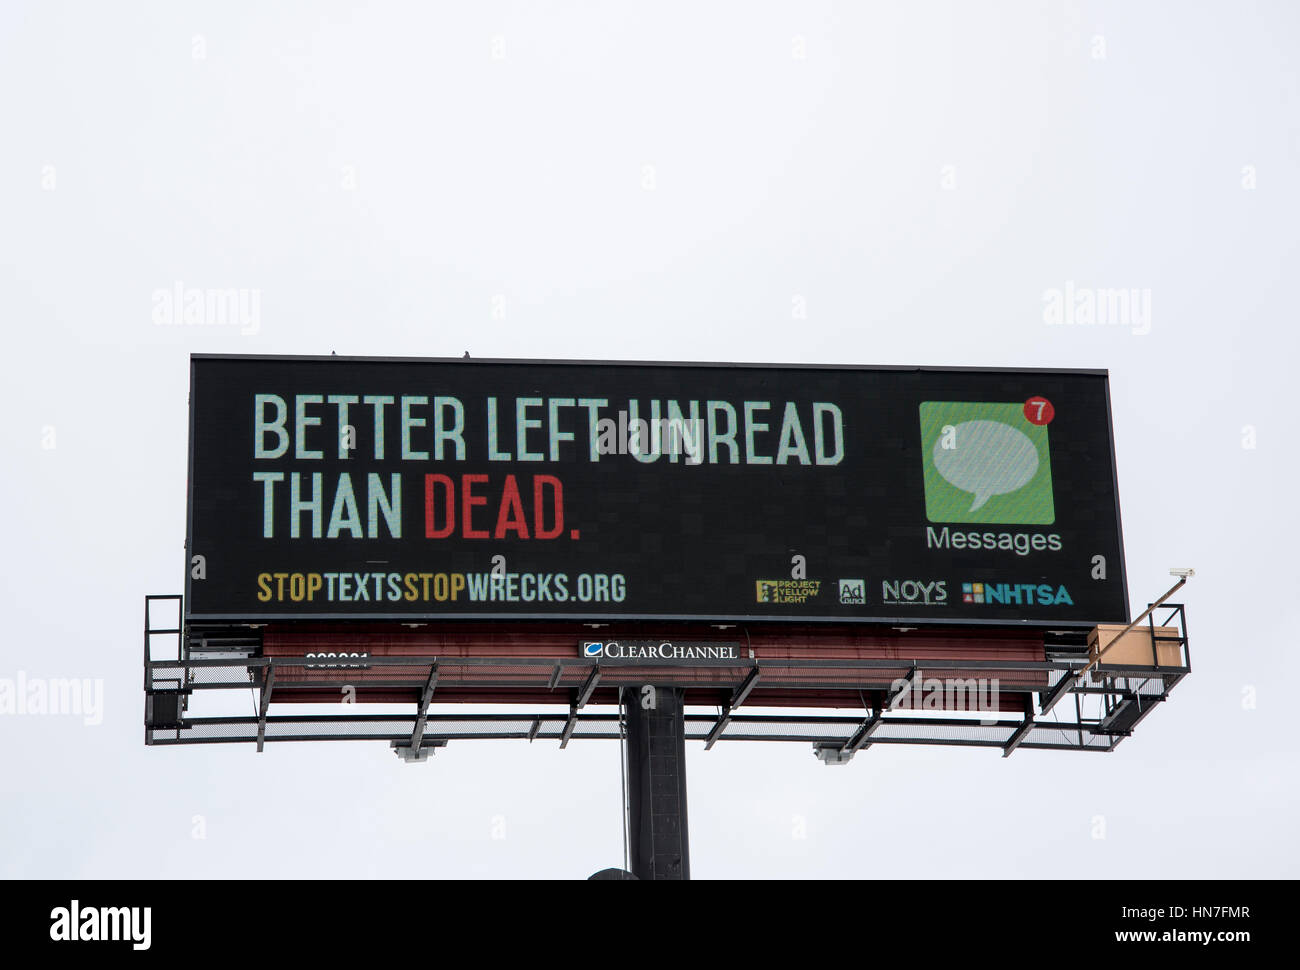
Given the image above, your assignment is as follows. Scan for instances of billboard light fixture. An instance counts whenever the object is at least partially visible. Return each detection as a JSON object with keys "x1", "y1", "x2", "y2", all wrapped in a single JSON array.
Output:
[
  {"x1": 814, "y1": 743, "x2": 854, "y2": 766},
  {"x1": 391, "y1": 739, "x2": 446, "y2": 763}
]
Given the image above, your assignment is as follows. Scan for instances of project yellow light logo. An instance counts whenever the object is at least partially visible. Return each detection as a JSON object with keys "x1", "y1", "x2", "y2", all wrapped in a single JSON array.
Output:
[
  {"x1": 919, "y1": 400, "x2": 1055, "y2": 525},
  {"x1": 755, "y1": 580, "x2": 822, "y2": 604}
]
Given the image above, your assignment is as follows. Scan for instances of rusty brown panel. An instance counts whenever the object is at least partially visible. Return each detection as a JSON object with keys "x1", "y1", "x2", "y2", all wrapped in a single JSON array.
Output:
[{"x1": 259, "y1": 621, "x2": 1046, "y2": 711}]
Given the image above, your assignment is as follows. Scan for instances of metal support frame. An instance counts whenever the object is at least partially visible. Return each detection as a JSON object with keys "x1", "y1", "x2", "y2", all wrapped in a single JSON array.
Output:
[
  {"x1": 841, "y1": 665, "x2": 917, "y2": 756},
  {"x1": 702, "y1": 716, "x2": 728, "y2": 750},
  {"x1": 703, "y1": 665, "x2": 761, "y2": 750},
  {"x1": 576, "y1": 667, "x2": 601, "y2": 709},
  {"x1": 403, "y1": 664, "x2": 439, "y2": 754},
  {"x1": 998, "y1": 691, "x2": 1042, "y2": 757},
  {"x1": 559, "y1": 703, "x2": 578, "y2": 749},
  {"x1": 142, "y1": 596, "x2": 1191, "y2": 756},
  {"x1": 1002, "y1": 717, "x2": 1036, "y2": 758},
  {"x1": 143, "y1": 595, "x2": 189, "y2": 740},
  {"x1": 255, "y1": 666, "x2": 275, "y2": 753},
  {"x1": 1041, "y1": 579, "x2": 1189, "y2": 719},
  {"x1": 1038, "y1": 664, "x2": 1082, "y2": 718}
]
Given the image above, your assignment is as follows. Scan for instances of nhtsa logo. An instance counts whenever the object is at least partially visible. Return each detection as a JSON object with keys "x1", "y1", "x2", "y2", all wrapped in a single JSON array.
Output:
[
  {"x1": 580, "y1": 640, "x2": 743, "y2": 663},
  {"x1": 962, "y1": 582, "x2": 1073, "y2": 606},
  {"x1": 50, "y1": 901, "x2": 151, "y2": 950}
]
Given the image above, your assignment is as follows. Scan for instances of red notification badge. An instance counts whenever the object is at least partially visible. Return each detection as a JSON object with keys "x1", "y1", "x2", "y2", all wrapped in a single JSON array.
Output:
[{"x1": 1023, "y1": 396, "x2": 1055, "y2": 426}]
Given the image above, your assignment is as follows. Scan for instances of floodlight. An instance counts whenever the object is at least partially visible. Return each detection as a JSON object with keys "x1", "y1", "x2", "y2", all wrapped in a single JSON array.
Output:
[{"x1": 814, "y1": 743, "x2": 854, "y2": 766}]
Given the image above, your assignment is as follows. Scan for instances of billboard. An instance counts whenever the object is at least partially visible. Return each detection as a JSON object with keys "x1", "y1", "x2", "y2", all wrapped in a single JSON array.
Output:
[{"x1": 185, "y1": 355, "x2": 1129, "y2": 626}]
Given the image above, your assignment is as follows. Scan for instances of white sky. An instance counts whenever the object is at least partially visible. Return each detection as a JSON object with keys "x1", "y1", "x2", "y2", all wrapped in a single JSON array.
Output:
[{"x1": 1, "y1": 1, "x2": 1296, "y2": 878}]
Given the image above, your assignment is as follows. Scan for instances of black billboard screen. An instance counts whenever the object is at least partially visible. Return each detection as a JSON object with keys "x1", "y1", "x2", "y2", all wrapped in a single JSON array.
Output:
[{"x1": 185, "y1": 356, "x2": 1129, "y2": 626}]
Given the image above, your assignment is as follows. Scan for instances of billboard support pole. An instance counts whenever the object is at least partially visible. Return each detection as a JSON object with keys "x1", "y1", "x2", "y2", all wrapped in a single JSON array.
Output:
[{"x1": 623, "y1": 686, "x2": 690, "y2": 880}]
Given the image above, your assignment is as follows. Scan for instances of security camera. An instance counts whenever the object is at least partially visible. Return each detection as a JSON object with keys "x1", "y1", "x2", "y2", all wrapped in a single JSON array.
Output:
[{"x1": 1169, "y1": 568, "x2": 1195, "y2": 578}]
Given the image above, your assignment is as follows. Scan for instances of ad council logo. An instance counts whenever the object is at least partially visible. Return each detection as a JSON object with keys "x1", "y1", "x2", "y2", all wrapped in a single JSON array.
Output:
[
  {"x1": 919, "y1": 400, "x2": 1055, "y2": 525},
  {"x1": 838, "y1": 579, "x2": 866, "y2": 605}
]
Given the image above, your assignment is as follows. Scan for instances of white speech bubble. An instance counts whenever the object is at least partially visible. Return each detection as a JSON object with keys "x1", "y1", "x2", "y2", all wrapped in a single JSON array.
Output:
[{"x1": 933, "y1": 420, "x2": 1039, "y2": 511}]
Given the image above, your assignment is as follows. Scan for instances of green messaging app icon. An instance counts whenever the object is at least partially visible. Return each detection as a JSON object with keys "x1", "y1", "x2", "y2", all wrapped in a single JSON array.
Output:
[{"x1": 919, "y1": 401, "x2": 1055, "y2": 524}]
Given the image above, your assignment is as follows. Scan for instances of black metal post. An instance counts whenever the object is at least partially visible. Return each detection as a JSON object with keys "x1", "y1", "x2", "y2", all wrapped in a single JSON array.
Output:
[{"x1": 623, "y1": 686, "x2": 690, "y2": 880}]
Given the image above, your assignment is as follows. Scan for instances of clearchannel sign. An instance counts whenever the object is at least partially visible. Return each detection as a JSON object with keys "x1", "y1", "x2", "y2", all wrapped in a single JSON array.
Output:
[
  {"x1": 185, "y1": 356, "x2": 1129, "y2": 626},
  {"x1": 581, "y1": 640, "x2": 746, "y2": 664}
]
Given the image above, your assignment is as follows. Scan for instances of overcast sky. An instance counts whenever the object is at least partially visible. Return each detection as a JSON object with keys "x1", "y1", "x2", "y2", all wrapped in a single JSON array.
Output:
[{"x1": 1, "y1": 1, "x2": 1296, "y2": 878}]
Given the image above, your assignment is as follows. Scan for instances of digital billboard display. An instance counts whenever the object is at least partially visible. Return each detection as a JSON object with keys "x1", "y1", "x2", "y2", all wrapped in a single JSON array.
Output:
[{"x1": 185, "y1": 355, "x2": 1129, "y2": 626}]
